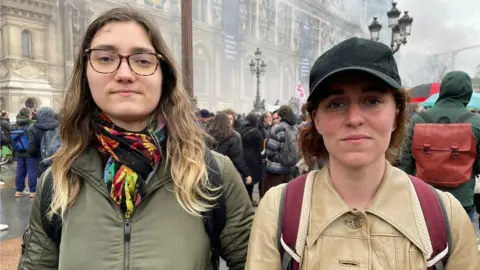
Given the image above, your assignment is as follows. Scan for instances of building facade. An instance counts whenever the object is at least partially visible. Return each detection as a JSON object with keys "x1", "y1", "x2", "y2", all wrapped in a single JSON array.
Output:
[{"x1": 0, "y1": 0, "x2": 367, "y2": 114}]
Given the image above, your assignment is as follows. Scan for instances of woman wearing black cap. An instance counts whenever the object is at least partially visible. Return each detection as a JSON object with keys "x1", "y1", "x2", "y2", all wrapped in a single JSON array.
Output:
[{"x1": 246, "y1": 37, "x2": 479, "y2": 269}]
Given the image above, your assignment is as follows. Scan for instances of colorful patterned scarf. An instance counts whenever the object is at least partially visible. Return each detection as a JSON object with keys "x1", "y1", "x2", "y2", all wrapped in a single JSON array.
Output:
[{"x1": 94, "y1": 112, "x2": 166, "y2": 218}]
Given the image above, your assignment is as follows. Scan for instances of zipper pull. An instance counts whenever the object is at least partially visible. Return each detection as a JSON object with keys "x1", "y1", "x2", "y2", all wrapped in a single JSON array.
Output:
[{"x1": 124, "y1": 219, "x2": 131, "y2": 242}]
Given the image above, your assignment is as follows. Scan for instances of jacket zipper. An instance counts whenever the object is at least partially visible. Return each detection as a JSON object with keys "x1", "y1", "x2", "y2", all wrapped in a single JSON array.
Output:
[
  {"x1": 71, "y1": 158, "x2": 169, "y2": 270},
  {"x1": 124, "y1": 218, "x2": 131, "y2": 270}
]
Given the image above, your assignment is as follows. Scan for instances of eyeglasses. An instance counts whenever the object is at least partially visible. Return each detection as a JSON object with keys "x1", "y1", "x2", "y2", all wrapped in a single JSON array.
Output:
[{"x1": 84, "y1": 49, "x2": 163, "y2": 76}]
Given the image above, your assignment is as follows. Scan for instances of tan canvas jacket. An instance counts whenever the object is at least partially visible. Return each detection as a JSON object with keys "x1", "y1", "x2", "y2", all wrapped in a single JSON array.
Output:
[{"x1": 246, "y1": 163, "x2": 479, "y2": 269}]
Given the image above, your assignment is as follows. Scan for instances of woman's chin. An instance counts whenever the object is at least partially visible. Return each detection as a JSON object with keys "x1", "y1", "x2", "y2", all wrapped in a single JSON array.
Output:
[{"x1": 334, "y1": 153, "x2": 378, "y2": 169}]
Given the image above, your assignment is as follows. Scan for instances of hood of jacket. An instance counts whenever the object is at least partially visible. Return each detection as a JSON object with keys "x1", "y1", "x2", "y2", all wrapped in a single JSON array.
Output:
[
  {"x1": 280, "y1": 113, "x2": 297, "y2": 126},
  {"x1": 15, "y1": 115, "x2": 31, "y2": 127},
  {"x1": 435, "y1": 71, "x2": 473, "y2": 107},
  {"x1": 34, "y1": 107, "x2": 58, "y2": 130}
]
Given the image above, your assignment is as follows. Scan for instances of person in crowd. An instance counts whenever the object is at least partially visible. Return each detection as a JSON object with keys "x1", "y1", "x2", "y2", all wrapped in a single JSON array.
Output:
[
  {"x1": 31, "y1": 109, "x2": 38, "y2": 121},
  {"x1": 27, "y1": 107, "x2": 58, "y2": 178},
  {"x1": 198, "y1": 108, "x2": 210, "y2": 129},
  {"x1": 13, "y1": 108, "x2": 37, "y2": 198},
  {"x1": 262, "y1": 105, "x2": 299, "y2": 195},
  {"x1": 247, "y1": 37, "x2": 478, "y2": 269},
  {"x1": 259, "y1": 111, "x2": 272, "y2": 140},
  {"x1": 223, "y1": 108, "x2": 243, "y2": 145},
  {"x1": 240, "y1": 113, "x2": 264, "y2": 205},
  {"x1": 0, "y1": 127, "x2": 9, "y2": 186},
  {"x1": 400, "y1": 71, "x2": 480, "y2": 222},
  {"x1": 1, "y1": 111, "x2": 11, "y2": 140},
  {"x1": 19, "y1": 8, "x2": 253, "y2": 269},
  {"x1": 271, "y1": 110, "x2": 280, "y2": 125},
  {"x1": 208, "y1": 112, "x2": 252, "y2": 186}
]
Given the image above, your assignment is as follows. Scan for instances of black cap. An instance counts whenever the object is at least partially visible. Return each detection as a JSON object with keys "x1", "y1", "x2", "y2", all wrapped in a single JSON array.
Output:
[
  {"x1": 308, "y1": 37, "x2": 402, "y2": 101},
  {"x1": 199, "y1": 109, "x2": 210, "y2": 118}
]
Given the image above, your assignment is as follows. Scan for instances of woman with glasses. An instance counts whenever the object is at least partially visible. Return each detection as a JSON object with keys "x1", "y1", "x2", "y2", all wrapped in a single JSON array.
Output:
[{"x1": 18, "y1": 8, "x2": 254, "y2": 270}]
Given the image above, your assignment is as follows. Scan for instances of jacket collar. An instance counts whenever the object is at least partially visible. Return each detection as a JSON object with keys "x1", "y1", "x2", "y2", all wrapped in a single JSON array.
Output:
[
  {"x1": 71, "y1": 147, "x2": 172, "y2": 194},
  {"x1": 309, "y1": 163, "x2": 430, "y2": 257}
]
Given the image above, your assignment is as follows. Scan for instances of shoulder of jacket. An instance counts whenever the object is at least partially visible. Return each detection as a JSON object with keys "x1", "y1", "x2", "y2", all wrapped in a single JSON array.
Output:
[{"x1": 211, "y1": 150, "x2": 227, "y2": 174}]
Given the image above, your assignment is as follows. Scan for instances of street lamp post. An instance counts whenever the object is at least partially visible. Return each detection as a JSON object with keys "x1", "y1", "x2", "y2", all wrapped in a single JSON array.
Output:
[
  {"x1": 368, "y1": 2, "x2": 413, "y2": 54},
  {"x1": 249, "y1": 48, "x2": 267, "y2": 112},
  {"x1": 181, "y1": 0, "x2": 194, "y2": 98}
]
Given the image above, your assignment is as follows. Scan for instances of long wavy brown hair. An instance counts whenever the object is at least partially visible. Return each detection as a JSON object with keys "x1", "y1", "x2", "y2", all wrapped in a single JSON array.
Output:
[
  {"x1": 207, "y1": 112, "x2": 234, "y2": 143},
  {"x1": 299, "y1": 87, "x2": 410, "y2": 168},
  {"x1": 49, "y1": 8, "x2": 215, "y2": 219}
]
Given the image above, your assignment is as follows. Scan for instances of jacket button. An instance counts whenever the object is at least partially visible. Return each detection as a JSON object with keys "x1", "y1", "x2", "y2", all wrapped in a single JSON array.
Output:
[
  {"x1": 344, "y1": 218, "x2": 363, "y2": 229},
  {"x1": 352, "y1": 218, "x2": 362, "y2": 228}
]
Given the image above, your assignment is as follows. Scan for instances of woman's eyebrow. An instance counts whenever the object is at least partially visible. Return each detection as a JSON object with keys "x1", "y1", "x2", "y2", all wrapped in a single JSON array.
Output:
[{"x1": 90, "y1": 44, "x2": 155, "y2": 54}]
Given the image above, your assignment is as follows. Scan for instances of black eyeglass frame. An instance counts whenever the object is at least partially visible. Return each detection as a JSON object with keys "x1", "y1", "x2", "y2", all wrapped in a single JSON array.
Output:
[{"x1": 84, "y1": 48, "x2": 164, "y2": 76}]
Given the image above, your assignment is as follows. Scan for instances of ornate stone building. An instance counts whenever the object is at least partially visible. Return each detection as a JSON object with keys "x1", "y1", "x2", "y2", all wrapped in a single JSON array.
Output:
[{"x1": 0, "y1": 0, "x2": 367, "y2": 114}]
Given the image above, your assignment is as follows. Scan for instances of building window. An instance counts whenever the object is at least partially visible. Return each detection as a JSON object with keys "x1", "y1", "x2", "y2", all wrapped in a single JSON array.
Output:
[
  {"x1": 278, "y1": 3, "x2": 293, "y2": 48},
  {"x1": 193, "y1": 0, "x2": 207, "y2": 23},
  {"x1": 21, "y1": 30, "x2": 32, "y2": 58},
  {"x1": 259, "y1": 0, "x2": 276, "y2": 42},
  {"x1": 246, "y1": 0, "x2": 258, "y2": 37}
]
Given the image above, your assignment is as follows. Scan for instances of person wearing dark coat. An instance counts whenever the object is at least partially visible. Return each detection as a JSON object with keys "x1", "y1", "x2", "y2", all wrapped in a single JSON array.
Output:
[
  {"x1": 27, "y1": 107, "x2": 58, "y2": 178},
  {"x1": 259, "y1": 111, "x2": 272, "y2": 140},
  {"x1": 0, "y1": 111, "x2": 12, "y2": 142},
  {"x1": 207, "y1": 112, "x2": 252, "y2": 185},
  {"x1": 13, "y1": 108, "x2": 37, "y2": 198},
  {"x1": 240, "y1": 113, "x2": 264, "y2": 204}
]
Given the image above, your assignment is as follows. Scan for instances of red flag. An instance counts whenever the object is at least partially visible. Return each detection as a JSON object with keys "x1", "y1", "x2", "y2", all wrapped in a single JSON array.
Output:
[{"x1": 296, "y1": 83, "x2": 305, "y2": 99}]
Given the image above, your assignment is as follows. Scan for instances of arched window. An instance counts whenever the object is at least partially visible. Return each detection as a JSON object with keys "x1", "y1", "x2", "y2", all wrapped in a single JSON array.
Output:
[{"x1": 21, "y1": 30, "x2": 31, "y2": 58}]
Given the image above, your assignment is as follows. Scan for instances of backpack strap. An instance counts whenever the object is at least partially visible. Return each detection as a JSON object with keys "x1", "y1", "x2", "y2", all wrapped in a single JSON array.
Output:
[
  {"x1": 417, "y1": 112, "x2": 435, "y2": 123},
  {"x1": 39, "y1": 169, "x2": 62, "y2": 247},
  {"x1": 202, "y1": 150, "x2": 226, "y2": 270},
  {"x1": 409, "y1": 175, "x2": 451, "y2": 270},
  {"x1": 455, "y1": 111, "x2": 475, "y2": 123},
  {"x1": 277, "y1": 171, "x2": 316, "y2": 270}
]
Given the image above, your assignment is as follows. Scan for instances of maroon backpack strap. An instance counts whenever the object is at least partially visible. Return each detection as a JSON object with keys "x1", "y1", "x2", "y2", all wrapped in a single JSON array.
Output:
[
  {"x1": 277, "y1": 174, "x2": 308, "y2": 270},
  {"x1": 409, "y1": 175, "x2": 451, "y2": 270}
]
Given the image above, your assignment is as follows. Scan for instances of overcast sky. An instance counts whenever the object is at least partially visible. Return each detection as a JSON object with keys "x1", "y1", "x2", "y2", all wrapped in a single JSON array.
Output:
[{"x1": 380, "y1": 0, "x2": 480, "y2": 85}]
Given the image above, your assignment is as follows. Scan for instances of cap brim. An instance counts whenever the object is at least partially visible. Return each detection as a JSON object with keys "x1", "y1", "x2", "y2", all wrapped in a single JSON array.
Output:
[{"x1": 308, "y1": 67, "x2": 402, "y2": 101}]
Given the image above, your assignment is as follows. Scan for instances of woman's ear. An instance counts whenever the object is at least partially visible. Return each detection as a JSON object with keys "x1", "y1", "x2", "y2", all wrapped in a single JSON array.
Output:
[{"x1": 393, "y1": 108, "x2": 400, "y2": 131}]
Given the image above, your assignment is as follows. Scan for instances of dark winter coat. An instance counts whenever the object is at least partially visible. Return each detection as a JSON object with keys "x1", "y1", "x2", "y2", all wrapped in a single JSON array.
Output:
[
  {"x1": 0, "y1": 118, "x2": 11, "y2": 142},
  {"x1": 259, "y1": 122, "x2": 270, "y2": 141},
  {"x1": 214, "y1": 135, "x2": 250, "y2": 179},
  {"x1": 240, "y1": 127, "x2": 264, "y2": 184},
  {"x1": 27, "y1": 107, "x2": 58, "y2": 177}
]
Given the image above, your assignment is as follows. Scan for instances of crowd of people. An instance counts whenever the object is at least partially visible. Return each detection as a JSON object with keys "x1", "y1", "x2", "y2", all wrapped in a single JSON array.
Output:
[{"x1": 0, "y1": 6, "x2": 478, "y2": 269}]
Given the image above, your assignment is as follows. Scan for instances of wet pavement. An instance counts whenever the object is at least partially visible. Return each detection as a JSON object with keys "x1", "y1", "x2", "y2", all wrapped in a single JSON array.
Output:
[{"x1": 1, "y1": 162, "x2": 479, "y2": 269}]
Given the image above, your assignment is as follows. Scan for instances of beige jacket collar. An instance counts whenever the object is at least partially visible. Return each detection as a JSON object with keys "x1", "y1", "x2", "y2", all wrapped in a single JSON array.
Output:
[{"x1": 308, "y1": 163, "x2": 431, "y2": 258}]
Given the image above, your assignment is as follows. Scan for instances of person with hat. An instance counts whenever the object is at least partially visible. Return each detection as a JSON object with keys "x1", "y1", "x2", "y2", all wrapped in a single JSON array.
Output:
[
  {"x1": 245, "y1": 37, "x2": 478, "y2": 269},
  {"x1": 199, "y1": 109, "x2": 211, "y2": 129}
]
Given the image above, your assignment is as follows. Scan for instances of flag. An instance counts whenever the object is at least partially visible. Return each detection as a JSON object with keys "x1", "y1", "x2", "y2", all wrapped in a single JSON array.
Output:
[{"x1": 296, "y1": 83, "x2": 306, "y2": 100}]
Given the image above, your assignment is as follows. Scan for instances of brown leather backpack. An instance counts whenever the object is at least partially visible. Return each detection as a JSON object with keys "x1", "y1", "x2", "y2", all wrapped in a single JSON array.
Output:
[{"x1": 412, "y1": 112, "x2": 476, "y2": 188}]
